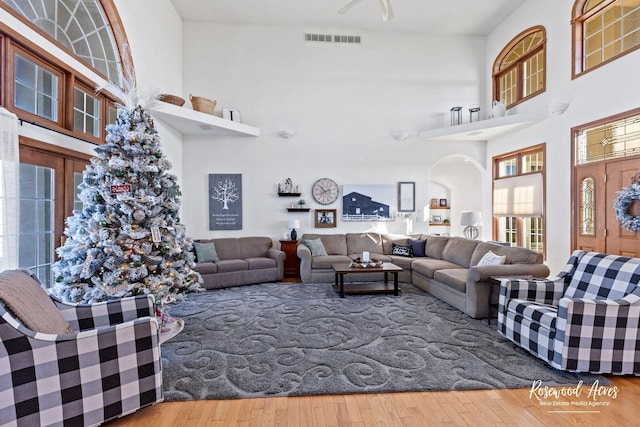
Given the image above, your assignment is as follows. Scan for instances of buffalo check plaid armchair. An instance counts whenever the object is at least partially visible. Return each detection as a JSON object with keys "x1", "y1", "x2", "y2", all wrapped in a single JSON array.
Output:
[
  {"x1": 498, "y1": 250, "x2": 640, "y2": 375},
  {"x1": 0, "y1": 269, "x2": 163, "y2": 426}
]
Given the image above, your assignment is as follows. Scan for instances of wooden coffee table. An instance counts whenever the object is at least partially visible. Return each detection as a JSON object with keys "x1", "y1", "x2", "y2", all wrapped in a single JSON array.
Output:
[{"x1": 332, "y1": 262, "x2": 403, "y2": 298}]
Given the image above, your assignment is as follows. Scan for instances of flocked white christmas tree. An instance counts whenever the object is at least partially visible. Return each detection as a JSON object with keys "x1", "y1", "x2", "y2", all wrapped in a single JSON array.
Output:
[{"x1": 52, "y1": 81, "x2": 201, "y2": 304}]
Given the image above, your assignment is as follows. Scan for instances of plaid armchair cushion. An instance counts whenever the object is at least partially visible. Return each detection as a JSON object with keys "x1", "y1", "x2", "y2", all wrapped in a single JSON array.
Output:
[
  {"x1": 498, "y1": 251, "x2": 640, "y2": 375},
  {"x1": 0, "y1": 269, "x2": 162, "y2": 427}
]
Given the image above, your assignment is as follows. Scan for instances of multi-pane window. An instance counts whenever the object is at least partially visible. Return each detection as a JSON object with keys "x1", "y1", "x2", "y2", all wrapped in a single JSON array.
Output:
[
  {"x1": 493, "y1": 27, "x2": 546, "y2": 108},
  {"x1": 575, "y1": 112, "x2": 640, "y2": 164},
  {"x1": 493, "y1": 145, "x2": 546, "y2": 254},
  {"x1": 19, "y1": 164, "x2": 55, "y2": 287},
  {"x1": 14, "y1": 53, "x2": 59, "y2": 122},
  {"x1": 2, "y1": 0, "x2": 122, "y2": 84},
  {"x1": 573, "y1": 0, "x2": 640, "y2": 77},
  {"x1": 74, "y1": 87, "x2": 100, "y2": 137}
]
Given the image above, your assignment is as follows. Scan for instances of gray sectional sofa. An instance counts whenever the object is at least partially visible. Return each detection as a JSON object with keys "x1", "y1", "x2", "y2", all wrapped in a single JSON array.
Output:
[
  {"x1": 192, "y1": 236, "x2": 285, "y2": 289},
  {"x1": 297, "y1": 233, "x2": 550, "y2": 319}
]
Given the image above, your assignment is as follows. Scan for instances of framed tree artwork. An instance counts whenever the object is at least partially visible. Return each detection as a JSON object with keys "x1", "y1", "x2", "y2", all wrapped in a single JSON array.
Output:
[
  {"x1": 315, "y1": 209, "x2": 337, "y2": 228},
  {"x1": 209, "y1": 174, "x2": 242, "y2": 230}
]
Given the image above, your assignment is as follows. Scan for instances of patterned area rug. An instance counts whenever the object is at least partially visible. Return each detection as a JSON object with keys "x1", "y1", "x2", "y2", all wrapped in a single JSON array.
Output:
[{"x1": 161, "y1": 282, "x2": 608, "y2": 401}]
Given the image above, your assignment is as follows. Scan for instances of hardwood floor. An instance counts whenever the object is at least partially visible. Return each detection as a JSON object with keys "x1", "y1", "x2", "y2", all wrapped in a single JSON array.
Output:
[{"x1": 107, "y1": 377, "x2": 638, "y2": 426}]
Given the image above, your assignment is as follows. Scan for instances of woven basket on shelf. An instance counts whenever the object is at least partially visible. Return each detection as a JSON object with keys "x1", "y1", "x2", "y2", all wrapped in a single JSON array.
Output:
[
  {"x1": 158, "y1": 94, "x2": 185, "y2": 106},
  {"x1": 189, "y1": 94, "x2": 217, "y2": 115}
]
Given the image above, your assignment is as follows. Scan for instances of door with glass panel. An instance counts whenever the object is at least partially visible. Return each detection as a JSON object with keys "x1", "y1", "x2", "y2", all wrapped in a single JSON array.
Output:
[{"x1": 19, "y1": 147, "x2": 87, "y2": 287}]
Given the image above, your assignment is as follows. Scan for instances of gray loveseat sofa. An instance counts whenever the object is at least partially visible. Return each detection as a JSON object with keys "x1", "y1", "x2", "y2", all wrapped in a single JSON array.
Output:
[
  {"x1": 193, "y1": 237, "x2": 285, "y2": 289},
  {"x1": 297, "y1": 233, "x2": 550, "y2": 319}
]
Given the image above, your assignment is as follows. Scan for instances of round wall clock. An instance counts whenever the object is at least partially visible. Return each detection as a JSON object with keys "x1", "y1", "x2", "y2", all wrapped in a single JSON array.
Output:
[{"x1": 312, "y1": 178, "x2": 339, "y2": 205}]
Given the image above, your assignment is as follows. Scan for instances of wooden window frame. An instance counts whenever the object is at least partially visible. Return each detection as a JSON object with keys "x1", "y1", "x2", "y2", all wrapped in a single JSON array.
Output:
[
  {"x1": 572, "y1": 0, "x2": 640, "y2": 79},
  {"x1": 492, "y1": 144, "x2": 547, "y2": 256},
  {"x1": 1, "y1": 29, "x2": 120, "y2": 144},
  {"x1": 492, "y1": 26, "x2": 547, "y2": 110}
]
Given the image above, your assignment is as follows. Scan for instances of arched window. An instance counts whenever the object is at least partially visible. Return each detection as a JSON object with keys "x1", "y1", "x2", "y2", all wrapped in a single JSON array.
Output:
[
  {"x1": 572, "y1": 0, "x2": 640, "y2": 77},
  {"x1": 1, "y1": 0, "x2": 129, "y2": 84},
  {"x1": 492, "y1": 26, "x2": 546, "y2": 109}
]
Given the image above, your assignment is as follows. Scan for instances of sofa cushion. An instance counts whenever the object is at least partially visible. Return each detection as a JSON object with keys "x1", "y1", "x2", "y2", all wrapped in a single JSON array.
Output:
[
  {"x1": 389, "y1": 255, "x2": 414, "y2": 269},
  {"x1": 194, "y1": 262, "x2": 218, "y2": 274},
  {"x1": 216, "y1": 259, "x2": 248, "y2": 273},
  {"x1": 208, "y1": 238, "x2": 242, "y2": 260},
  {"x1": 391, "y1": 243, "x2": 413, "y2": 257},
  {"x1": 425, "y1": 236, "x2": 449, "y2": 259},
  {"x1": 301, "y1": 234, "x2": 348, "y2": 255},
  {"x1": 303, "y1": 238, "x2": 328, "y2": 256},
  {"x1": 477, "y1": 250, "x2": 506, "y2": 266},
  {"x1": 193, "y1": 241, "x2": 220, "y2": 263},
  {"x1": 442, "y1": 237, "x2": 480, "y2": 268},
  {"x1": 434, "y1": 269, "x2": 469, "y2": 294},
  {"x1": 239, "y1": 237, "x2": 272, "y2": 259},
  {"x1": 408, "y1": 239, "x2": 426, "y2": 257},
  {"x1": 346, "y1": 233, "x2": 384, "y2": 255},
  {"x1": 412, "y1": 258, "x2": 462, "y2": 278},
  {"x1": 312, "y1": 255, "x2": 352, "y2": 269},
  {"x1": 470, "y1": 242, "x2": 502, "y2": 266},
  {"x1": 246, "y1": 257, "x2": 277, "y2": 270}
]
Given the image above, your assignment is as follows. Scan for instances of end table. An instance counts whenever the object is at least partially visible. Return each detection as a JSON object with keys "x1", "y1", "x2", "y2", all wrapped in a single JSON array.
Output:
[{"x1": 280, "y1": 239, "x2": 300, "y2": 279}]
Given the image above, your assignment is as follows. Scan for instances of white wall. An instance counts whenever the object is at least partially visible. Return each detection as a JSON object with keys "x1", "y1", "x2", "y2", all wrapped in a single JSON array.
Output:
[
  {"x1": 485, "y1": 0, "x2": 640, "y2": 274},
  {"x1": 179, "y1": 22, "x2": 488, "y2": 242},
  {"x1": 114, "y1": 0, "x2": 185, "y2": 184}
]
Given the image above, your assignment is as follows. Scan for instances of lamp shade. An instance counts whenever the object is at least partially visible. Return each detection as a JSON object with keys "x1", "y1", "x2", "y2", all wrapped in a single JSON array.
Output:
[
  {"x1": 460, "y1": 211, "x2": 482, "y2": 226},
  {"x1": 287, "y1": 219, "x2": 300, "y2": 229}
]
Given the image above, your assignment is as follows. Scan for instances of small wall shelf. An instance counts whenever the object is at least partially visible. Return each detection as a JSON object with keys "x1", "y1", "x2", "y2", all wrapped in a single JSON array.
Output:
[
  {"x1": 418, "y1": 112, "x2": 546, "y2": 142},
  {"x1": 152, "y1": 102, "x2": 260, "y2": 136},
  {"x1": 429, "y1": 223, "x2": 450, "y2": 227},
  {"x1": 278, "y1": 192, "x2": 301, "y2": 197},
  {"x1": 287, "y1": 208, "x2": 310, "y2": 212}
]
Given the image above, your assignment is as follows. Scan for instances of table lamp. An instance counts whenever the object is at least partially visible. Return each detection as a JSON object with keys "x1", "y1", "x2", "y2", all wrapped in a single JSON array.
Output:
[
  {"x1": 460, "y1": 211, "x2": 482, "y2": 239},
  {"x1": 288, "y1": 219, "x2": 300, "y2": 241}
]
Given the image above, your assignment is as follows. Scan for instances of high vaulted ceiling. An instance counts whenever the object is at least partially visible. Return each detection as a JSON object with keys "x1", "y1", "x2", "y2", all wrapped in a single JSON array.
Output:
[{"x1": 170, "y1": 0, "x2": 526, "y2": 36}]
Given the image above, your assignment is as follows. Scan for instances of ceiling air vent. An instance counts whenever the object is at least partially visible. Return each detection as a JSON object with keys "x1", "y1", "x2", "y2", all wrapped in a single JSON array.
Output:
[{"x1": 304, "y1": 33, "x2": 361, "y2": 44}]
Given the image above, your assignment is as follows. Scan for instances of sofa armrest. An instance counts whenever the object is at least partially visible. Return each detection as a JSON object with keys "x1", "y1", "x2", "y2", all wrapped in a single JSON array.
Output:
[
  {"x1": 467, "y1": 263, "x2": 550, "y2": 282},
  {"x1": 267, "y1": 248, "x2": 286, "y2": 279},
  {"x1": 297, "y1": 243, "x2": 313, "y2": 283}
]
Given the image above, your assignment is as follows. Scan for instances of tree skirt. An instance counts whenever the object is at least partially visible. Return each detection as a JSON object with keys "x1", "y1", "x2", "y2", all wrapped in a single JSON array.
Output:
[{"x1": 161, "y1": 282, "x2": 609, "y2": 401}]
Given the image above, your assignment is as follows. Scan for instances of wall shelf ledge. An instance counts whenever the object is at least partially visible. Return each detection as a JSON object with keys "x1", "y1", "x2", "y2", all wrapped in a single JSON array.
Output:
[
  {"x1": 152, "y1": 102, "x2": 260, "y2": 136},
  {"x1": 418, "y1": 112, "x2": 546, "y2": 142}
]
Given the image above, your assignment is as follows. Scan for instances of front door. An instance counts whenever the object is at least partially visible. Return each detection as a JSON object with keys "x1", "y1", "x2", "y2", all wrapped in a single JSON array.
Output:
[
  {"x1": 573, "y1": 158, "x2": 640, "y2": 256},
  {"x1": 605, "y1": 158, "x2": 640, "y2": 257}
]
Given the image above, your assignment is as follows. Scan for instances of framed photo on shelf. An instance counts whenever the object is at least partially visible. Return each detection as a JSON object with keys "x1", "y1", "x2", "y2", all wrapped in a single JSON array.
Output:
[
  {"x1": 315, "y1": 209, "x2": 337, "y2": 228},
  {"x1": 432, "y1": 215, "x2": 442, "y2": 223},
  {"x1": 439, "y1": 198, "x2": 448, "y2": 207},
  {"x1": 430, "y1": 198, "x2": 439, "y2": 208}
]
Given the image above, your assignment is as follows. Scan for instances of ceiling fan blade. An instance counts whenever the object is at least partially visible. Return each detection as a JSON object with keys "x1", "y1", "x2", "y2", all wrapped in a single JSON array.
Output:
[
  {"x1": 379, "y1": 0, "x2": 394, "y2": 21},
  {"x1": 337, "y1": 0, "x2": 363, "y2": 15}
]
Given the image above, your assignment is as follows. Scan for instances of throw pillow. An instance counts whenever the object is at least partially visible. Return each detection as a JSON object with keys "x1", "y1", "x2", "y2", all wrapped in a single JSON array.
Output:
[
  {"x1": 303, "y1": 238, "x2": 328, "y2": 256},
  {"x1": 477, "y1": 250, "x2": 507, "y2": 266},
  {"x1": 408, "y1": 239, "x2": 426, "y2": 257},
  {"x1": 0, "y1": 269, "x2": 74, "y2": 334},
  {"x1": 391, "y1": 243, "x2": 413, "y2": 257},
  {"x1": 193, "y1": 241, "x2": 220, "y2": 263}
]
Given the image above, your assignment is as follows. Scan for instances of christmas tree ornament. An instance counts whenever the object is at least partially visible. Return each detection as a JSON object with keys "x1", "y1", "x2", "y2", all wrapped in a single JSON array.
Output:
[
  {"x1": 133, "y1": 209, "x2": 146, "y2": 222},
  {"x1": 99, "y1": 220, "x2": 108, "y2": 227}
]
